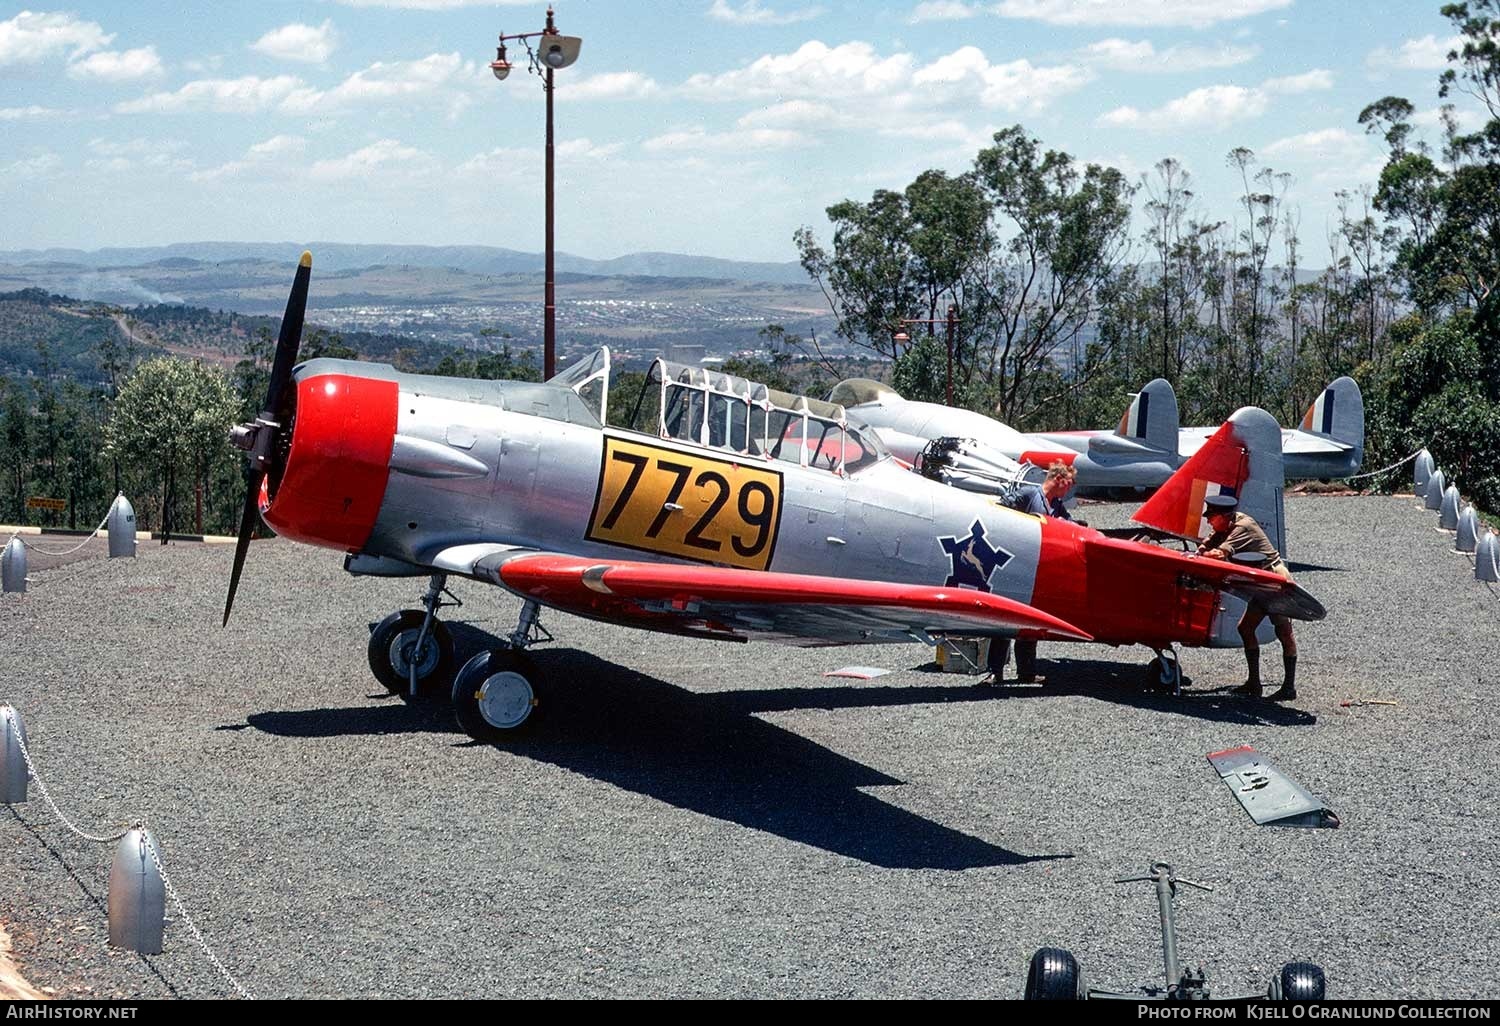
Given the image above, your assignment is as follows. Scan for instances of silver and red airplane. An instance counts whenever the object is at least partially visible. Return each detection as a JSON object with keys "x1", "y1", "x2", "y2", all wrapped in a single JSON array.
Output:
[
  {"x1": 224, "y1": 255, "x2": 1324, "y2": 742},
  {"x1": 830, "y1": 375, "x2": 1364, "y2": 491}
]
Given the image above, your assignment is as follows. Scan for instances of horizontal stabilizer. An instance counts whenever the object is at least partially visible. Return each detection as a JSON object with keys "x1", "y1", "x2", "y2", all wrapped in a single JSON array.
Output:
[{"x1": 1207, "y1": 745, "x2": 1339, "y2": 828}]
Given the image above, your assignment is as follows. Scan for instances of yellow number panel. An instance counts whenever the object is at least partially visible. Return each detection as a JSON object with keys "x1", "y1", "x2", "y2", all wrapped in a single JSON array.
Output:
[{"x1": 586, "y1": 436, "x2": 784, "y2": 571}]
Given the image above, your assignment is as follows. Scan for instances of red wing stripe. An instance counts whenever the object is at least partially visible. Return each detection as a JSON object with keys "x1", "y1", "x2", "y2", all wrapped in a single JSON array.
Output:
[{"x1": 497, "y1": 554, "x2": 1093, "y2": 641}]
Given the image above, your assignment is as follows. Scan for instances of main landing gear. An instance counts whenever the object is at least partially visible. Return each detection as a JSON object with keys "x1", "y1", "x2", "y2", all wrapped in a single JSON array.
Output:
[
  {"x1": 451, "y1": 599, "x2": 551, "y2": 742},
  {"x1": 368, "y1": 579, "x2": 555, "y2": 742}
]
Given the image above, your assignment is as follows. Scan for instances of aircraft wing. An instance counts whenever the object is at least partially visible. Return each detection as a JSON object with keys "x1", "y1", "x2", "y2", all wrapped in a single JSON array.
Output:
[{"x1": 449, "y1": 550, "x2": 1093, "y2": 648}]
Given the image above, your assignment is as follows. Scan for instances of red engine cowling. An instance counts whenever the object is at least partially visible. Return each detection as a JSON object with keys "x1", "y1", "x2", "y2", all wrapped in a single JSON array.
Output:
[{"x1": 261, "y1": 372, "x2": 399, "y2": 552}]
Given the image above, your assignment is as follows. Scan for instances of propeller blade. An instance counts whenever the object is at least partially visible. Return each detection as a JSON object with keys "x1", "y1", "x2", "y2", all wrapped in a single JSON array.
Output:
[
  {"x1": 222, "y1": 470, "x2": 265, "y2": 626},
  {"x1": 264, "y1": 250, "x2": 312, "y2": 414},
  {"x1": 222, "y1": 251, "x2": 312, "y2": 626}
]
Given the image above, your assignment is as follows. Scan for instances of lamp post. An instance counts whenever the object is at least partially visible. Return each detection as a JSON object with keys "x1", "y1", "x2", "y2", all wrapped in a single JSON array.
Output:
[
  {"x1": 490, "y1": 6, "x2": 582, "y2": 380},
  {"x1": 894, "y1": 305, "x2": 959, "y2": 406}
]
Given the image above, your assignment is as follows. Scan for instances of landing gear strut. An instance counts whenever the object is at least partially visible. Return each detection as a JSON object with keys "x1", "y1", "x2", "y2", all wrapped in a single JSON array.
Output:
[
  {"x1": 452, "y1": 599, "x2": 552, "y2": 742},
  {"x1": 1144, "y1": 646, "x2": 1183, "y2": 694},
  {"x1": 368, "y1": 573, "x2": 459, "y2": 695}
]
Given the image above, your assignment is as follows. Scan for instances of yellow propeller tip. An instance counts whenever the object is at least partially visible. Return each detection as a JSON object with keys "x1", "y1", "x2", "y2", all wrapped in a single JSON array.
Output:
[{"x1": 299, "y1": 250, "x2": 312, "y2": 268}]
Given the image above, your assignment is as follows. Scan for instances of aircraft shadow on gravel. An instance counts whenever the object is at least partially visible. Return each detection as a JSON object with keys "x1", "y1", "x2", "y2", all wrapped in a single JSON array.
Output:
[{"x1": 246, "y1": 628, "x2": 1071, "y2": 871}]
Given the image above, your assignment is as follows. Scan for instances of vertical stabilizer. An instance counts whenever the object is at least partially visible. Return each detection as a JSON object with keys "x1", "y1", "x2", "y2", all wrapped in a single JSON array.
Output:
[
  {"x1": 1296, "y1": 376, "x2": 1365, "y2": 475},
  {"x1": 1133, "y1": 406, "x2": 1286, "y2": 554},
  {"x1": 1133, "y1": 407, "x2": 1287, "y2": 647},
  {"x1": 1115, "y1": 378, "x2": 1180, "y2": 457}
]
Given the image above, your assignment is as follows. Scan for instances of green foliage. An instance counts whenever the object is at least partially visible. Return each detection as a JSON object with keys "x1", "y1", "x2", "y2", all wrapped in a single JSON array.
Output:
[{"x1": 106, "y1": 357, "x2": 240, "y2": 534}]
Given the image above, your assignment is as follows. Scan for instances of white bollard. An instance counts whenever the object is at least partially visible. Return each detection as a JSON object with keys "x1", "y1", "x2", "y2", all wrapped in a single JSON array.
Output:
[
  {"x1": 1413, "y1": 448, "x2": 1434, "y2": 494},
  {"x1": 107, "y1": 494, "x2": 137, "y2": 559},
  {"x1": 108, "y1": 828, "x2": 166, "y2": 954},
  {"x1": 2, "y1": 538, "x2": 25, "y2": 594},
  {"x1": 1439, "y1": 485, "x2": 1461, "y2": 530},
  {"x1": 1456, "y1": 506, "x2": 1479, "y2": 554},
  {"x1": 0, "y1": 705, "x2": 27, "y2": 804},
  {"x1": 1477, "y1": 532, "x2": 1500, "y2": 584},
  {"x1": 1425, "y1": 470, "x2": 1446, "y2": 510}
]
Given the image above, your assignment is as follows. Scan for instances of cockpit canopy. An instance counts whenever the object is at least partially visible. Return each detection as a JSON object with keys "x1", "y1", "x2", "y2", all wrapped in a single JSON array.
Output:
[{"x1": 552, "y1": 347, "x2": 889, "y2": 476}]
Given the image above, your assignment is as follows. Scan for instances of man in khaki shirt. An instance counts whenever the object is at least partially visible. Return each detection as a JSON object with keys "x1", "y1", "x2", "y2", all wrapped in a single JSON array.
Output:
[{"x1": 1198, "y1": 495, "x2": 1299, "y2": 701}]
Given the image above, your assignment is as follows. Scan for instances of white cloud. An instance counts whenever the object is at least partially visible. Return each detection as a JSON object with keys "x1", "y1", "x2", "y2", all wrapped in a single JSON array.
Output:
[
  {"x1": 992, "y1": 0, "x2": 1292, "y2": 29},
  {"x1": 736, "y1": 99, "x2": 859, "y2": 130},
  {"x1": 1079, "y1": 38, "x2": 1260, "y2": 73},
  {"x1": 684, "y1": 41, "x2": 913, "y2": 101},
  {"x1": 1412, "y1": 104, "x2": 1489, "y2": 135},
  {"x1": 683, "y1": 40, "x2": 1089, "y2": 113},
  {"x1": 0, "y1": 11, "x2": 111, "y2": 65},
  {"x1": 281, "y1": 52, "x2": 478, "y2": 115},
  {"x1": 333, "y1": 0, "x2": 534, "y2": 6},
  {"x1": 251, "y1": 21, "x2": 337, "y2": 64},
  {"x1": 1367, "y1": 34, "x2": 1463, "y2": 72},
  {"x1": 0, "y1": 105, "x2": 61, "y2": 120},
  {"x1": 116, "y1": 75, "x2": 305, "y2": 114},
  {"x1": 1263, "y1": 69, "x2": 1333, "y2": 94},
  {"x1": 708, "y1": 0, "x2": 823, "y2": 25},
  {"x1": 643, "y1": 126, "x2": 811, "y2": 154},
  {"x1": 911, "y1": 46, "x2": 1095, "y2": 111},
  {"x1": 908, "y1": 1, "x2": 983, "y2": 23},
  {"x1": 308, "y1": 139, "x2": 437, "y2": 183},
  {"x1": 1102, "y1": 84, "x2": 1268, "y2": 131},
  {"x1": 1262, "y1": 127, "x2": 1370, "y2": 161},
  {"x1": 2, "y1": 152, "x2": 63, "y2": 176},
  {"x1": 84, "y1": 137, "x2": 192, "y2": 174},
  {"x1": 190, "y1": 135, "x2": 307, "y2": 182},
  {"x1": 67, "y1": 46, "x2": 164, "y2": 82},
  {"x1": 564, "y1": 72, "x2": 660, "y2": 101}
]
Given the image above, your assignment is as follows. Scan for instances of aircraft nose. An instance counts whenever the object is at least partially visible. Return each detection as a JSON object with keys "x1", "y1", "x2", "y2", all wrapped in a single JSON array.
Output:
[{"x1": 261, "y1": 370, "x2": 399, "y2": 552}]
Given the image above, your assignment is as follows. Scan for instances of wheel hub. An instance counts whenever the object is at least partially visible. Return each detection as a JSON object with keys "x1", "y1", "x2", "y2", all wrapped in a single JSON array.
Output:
[
  {"x1": 390, "y1": 628, "x2": 440, "y2": 680},
  {"x1": 476, "y1": 671, "x2": 535, "y2": 730}
]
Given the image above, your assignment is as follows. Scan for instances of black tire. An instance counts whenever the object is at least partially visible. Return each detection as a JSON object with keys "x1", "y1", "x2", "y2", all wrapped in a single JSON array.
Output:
[
  {"x1": 452, "y1": 648, "x2": 540, "y2": 742},
  {"x1": 367, "y1": 610, "x2": 454, "y2": 694},
  {"x1": 1269, "y1": 962, "x2": 1326, "y2": 1001},
  {"x1": 1024, "y1": 947, "x2": 1083, "y2": 1000}
]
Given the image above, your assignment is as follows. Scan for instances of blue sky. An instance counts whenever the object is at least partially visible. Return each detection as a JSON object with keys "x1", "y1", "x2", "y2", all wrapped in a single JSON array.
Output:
[{"x1": 0, "y1": 1, "x2": 1480, "y2": 266}]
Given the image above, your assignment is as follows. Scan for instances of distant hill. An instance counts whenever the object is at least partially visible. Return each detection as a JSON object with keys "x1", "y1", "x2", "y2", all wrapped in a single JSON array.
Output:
[{"x1": 0, "y1": 242, "x2": 811, "y2": 287}]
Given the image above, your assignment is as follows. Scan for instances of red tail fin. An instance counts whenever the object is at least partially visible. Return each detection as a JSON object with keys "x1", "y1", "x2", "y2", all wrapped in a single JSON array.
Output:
[{"x1": 1133, "y1": 420, "x2": 1248, "y2": 541}]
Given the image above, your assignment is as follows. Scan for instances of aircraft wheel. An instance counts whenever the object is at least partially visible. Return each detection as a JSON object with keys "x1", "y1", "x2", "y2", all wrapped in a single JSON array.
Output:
[
  {"x1": 1143, "y1": 653, "x2": 1182, "y2": 692},
  {"x1": 1023, "y1": 947, "x2": 1084, "y2": 1000},
  {"x1": 368, "y1": 610, "x2": 454, "y2": 694},
  {"x1": 453, "y1": 648, "x2": 540, "y2": 742},
  {"x1": 1268, "y1": 961, "x2": 1326, "y2": 1001}
]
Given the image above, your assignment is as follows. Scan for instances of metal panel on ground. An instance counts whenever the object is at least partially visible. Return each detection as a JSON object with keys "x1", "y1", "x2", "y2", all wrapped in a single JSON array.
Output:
[{"x1": 1206, "y1": 745, "x2": 1339, "y2": 828}]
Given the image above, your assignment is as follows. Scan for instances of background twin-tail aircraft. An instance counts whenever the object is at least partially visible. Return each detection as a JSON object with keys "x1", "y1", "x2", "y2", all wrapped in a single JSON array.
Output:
[
  {"x1": 830, "y1": 376, "x2": 1364, "y2": 492},
  {"x1": 223, "y1": 255, "x2": 1323, "y2": 741}
]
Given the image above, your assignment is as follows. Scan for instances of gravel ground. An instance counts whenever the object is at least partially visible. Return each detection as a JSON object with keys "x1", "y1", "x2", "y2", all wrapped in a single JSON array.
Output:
[{"x1": 0, "y1": 494, "x2": 1496, "y2": 1000}]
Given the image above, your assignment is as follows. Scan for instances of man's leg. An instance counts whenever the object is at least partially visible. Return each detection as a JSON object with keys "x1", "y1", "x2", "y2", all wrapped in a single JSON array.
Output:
[
  {"x1": 1015, "y1": 639, "x2": 1042, "y2": 683},
  {"x1": 981, "y1": 637, "x2": 1012, "y2": 686},
  {"x1": 1233, "y1": 608, "x2": 1268, "y2": 697},
  {"x1": 1269, "y1": 617, "x2": 1298, "y2": 701}
]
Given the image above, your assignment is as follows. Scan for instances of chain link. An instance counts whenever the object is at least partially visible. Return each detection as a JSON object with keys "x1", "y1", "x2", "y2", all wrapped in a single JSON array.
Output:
[
  {"x1": 10, "y1": 505, "x2": 115, "y2": 557},
  {"x1": 139, "y1": 833, "x2": 256, "y2": 1001},
  {"x1": 3, "y1": 704, "x2": 256, "y2": 999},
  {"x1": 1340, "y1": 447, "x2": 1425, "y2": 482},
  {"x1": 2, "y1": 704, "x2": 130, "y2": 843}
]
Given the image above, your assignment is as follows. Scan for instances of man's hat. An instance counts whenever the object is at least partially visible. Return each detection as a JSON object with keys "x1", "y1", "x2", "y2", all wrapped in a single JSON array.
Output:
[{"x1": 1204, "y1": 494, "x2": 1238, "y2": 514}]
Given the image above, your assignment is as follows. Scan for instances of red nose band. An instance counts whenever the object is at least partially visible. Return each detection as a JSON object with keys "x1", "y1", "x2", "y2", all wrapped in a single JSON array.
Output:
[{"x1": 262, "y1": 373, "x2": 399, "y2": 551}]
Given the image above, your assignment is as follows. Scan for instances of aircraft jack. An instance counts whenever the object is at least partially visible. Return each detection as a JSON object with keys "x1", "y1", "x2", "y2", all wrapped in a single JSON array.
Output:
[
  {"x1": 1022, "y1": 861, "x2": 1326, "y2": 1001},
  {"x1": 367, "y1": 573, "x2": 461, "y2": 696}
]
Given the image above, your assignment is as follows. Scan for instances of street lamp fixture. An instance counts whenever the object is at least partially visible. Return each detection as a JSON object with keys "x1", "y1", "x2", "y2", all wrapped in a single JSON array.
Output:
[
  {"x1": 894, "y1": 305, "x2": 960, "y2": 406},
  {"x1": 489, "y1": 6, "x2": 583, "y2": 380}
]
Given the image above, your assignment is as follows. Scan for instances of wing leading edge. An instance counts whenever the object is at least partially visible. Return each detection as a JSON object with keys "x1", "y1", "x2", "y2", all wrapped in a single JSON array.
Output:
[{"x1": 460, "y1": 552, "x2": 1092, "y2": 648}]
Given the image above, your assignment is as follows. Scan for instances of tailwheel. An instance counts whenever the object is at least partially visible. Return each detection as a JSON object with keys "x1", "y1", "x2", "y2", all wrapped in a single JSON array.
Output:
[
  {"x1": 453, "y1": 648, "x2": 541, "y2": 742},
  {"x1": 1144, "y1": 647, "x2": 1183, "y2": 694},
  {"x1": 368, "y1": 609, "x2": 454, "y2": 695}
]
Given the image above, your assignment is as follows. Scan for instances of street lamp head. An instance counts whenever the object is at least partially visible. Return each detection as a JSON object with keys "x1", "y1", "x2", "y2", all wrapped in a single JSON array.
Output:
[
  {"x1": 490, "y1": 44, "x2": 511, "y2": 80},
  {"x1": 541, "y1": 35, "x2": 582, "y2": 69}
]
